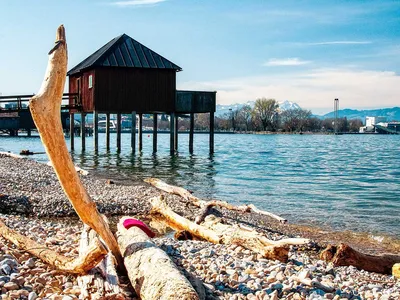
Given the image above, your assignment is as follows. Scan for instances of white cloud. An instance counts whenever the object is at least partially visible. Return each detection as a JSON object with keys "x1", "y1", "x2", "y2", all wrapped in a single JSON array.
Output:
[
  {"x1": 111, "y1": 0, "x2": 166, "y2": 7},
  {"x1": 178, "y1": 68, "x2": 400, "y2": 114},
  {"x1": 263, "y1": 58, "x2": 311, "y2": 66}
]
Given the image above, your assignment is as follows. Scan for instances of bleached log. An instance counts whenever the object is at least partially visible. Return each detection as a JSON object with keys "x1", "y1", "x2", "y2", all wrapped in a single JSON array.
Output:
[
  {"x1": 0, "y1": 219, "x2": 106, "y2": 274},
  {"x1": 145, "y1": 178, "x2": 287, "y2": 224},
  {"x1": 320, "y1": 243, "x2": 400, "y2": 274},
  {"x1": 116, "y1": 217, "x2": 199, "y2": 299},
  {"x1": 78, "y1": 225, "x2": 125, "y2": 299},
  {"x1": 28, "y1": 25, "x2": 122, "y2": 266},
  {"x1": 150, "y1": 196, "x2": 308, "y2": 262}
]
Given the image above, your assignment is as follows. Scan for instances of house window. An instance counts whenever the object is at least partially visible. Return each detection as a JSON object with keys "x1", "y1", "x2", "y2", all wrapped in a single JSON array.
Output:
[{"x1": 88, "y1": 75, "x2": 93, "y2": 89}]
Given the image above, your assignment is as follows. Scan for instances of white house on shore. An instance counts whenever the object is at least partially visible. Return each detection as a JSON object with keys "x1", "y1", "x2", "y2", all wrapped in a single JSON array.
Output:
[{"x1": 359, "y1": 116, "x2": 387, "y2": 133}]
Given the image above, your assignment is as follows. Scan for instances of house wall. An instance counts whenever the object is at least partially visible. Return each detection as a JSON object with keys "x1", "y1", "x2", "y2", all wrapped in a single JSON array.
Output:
[{"x1": 94, "y1": 67, "x2": 176, "y2": 113}]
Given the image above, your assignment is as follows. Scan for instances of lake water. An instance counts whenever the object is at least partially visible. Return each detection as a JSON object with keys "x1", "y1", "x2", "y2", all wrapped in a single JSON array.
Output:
[{"x1": 1, "y1": 133, "x2": 399, "y2": 238}]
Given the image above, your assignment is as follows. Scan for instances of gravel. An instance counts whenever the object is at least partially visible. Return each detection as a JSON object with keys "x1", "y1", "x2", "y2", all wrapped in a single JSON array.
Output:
[{"x1": 0, "y1": 153, "x2": 399, "y2": 299}]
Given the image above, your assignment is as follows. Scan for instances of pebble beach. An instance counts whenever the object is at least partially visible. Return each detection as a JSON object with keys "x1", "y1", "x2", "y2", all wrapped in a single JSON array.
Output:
[{"x1": 0, "y1": 153, "x2": 399, "y2": 299}]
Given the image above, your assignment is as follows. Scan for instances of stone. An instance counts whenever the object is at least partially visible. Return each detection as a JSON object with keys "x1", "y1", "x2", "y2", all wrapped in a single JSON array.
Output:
[
  {"x1": 1, "y1": 264, "x2": 12, "y2": 275},
  {"x1": 4, "y1": 281, "x2": 19, "y2": 290},
  {"x1": 25, "y1": 258, "x2": 36, "y2": 268}
]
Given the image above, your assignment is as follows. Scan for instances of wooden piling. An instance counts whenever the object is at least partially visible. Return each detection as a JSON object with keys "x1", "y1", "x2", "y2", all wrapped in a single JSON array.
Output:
[
  {"x1": 106, "y1": 113, "x2": 110, "y2": 150},
  {"x1": 153, "y1": 113, "x2": 158, "y2": 153},
  {"x1": 170, "y1": 113, "x2": 175, "y2": 154},
  {"x1": 174, "y1": 115, "x2": 178, "y2": 151},
  {"x1": 189, "y1": 113, "x2": 194, "y2": 153},
  {"x1": 117, "y1": 113, "x2": 121, "y2": 152},
  {"x1": 138, "y1": 113, "x2": 143, "y2": 152},
  {"x1": 93, "y1": 111, "x2": 99, "y2": 151},
  {"x1": 209, "y1": 111, "x2": 214, "y2": 154},
  {"x1": 27, "y1": 129, "x2": 31, "y2": 137},
  {"x1": 131, "y1": 111, "x2": 136, "y2": 152},
  {"x1": 70, "y1": 113, "x2": 74, "y2": 150},
  {"x1": 81, "y1": 112, "x2": 86, "y2": 151}
]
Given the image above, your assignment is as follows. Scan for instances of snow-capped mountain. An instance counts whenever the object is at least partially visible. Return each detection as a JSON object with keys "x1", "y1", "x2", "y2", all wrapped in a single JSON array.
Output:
[
  {"x1": 278, "y1": 100, "x2": 301, "y2": 111},
  {"x1": 215, "y1": 100, "x2": 301, "y2": 117}
]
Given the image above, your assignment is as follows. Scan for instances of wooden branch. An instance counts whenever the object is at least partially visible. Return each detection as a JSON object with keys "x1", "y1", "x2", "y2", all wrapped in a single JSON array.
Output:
[
  {"x1": 28, "y1": 25, "x2": 122, "y2": 267},
  {"x1": 291, "y1": 276, "x2": 334, "y2": 293},
  {"x1": 116, "y1": 217, "x2": 199, "y2": 299},
  {"x1": 78, "y1": 225, "x2": 125, "y2": 299},
  {"x1": 0, "y1": 219, "x2": 106, "y2": 274},
  {"x1": 150, "y1": 196, "x2": 308, "y2": 262},
  {"x1": 320, "y1": 244, "x2": 400, "y2": 275},
  {"x1": 145, "y1": 178, "x2": 287, "y2": 224}
]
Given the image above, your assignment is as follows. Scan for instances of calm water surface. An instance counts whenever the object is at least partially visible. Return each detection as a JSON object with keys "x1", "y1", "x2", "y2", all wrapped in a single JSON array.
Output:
[{"x1": 1, "y1": 133, "x2": 399, "y2": 238}]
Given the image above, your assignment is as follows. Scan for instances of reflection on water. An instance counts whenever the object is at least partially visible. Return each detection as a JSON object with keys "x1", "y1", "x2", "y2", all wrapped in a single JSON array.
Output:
[{"x1": 1, "y1": 133, "x2": 399, "y2": 238}]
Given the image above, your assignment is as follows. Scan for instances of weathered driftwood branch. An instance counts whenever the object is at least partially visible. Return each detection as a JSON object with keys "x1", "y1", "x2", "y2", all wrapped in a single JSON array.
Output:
[
  {"x1": 291, "y1": 276, "x2": 334, "y2": 293},
  {"x1": 145, "y1": 178, "x2": 287, "y2": 224},
  {"x1": 0, "y1": 219, "x2": 107, "y2": 274},
  {"x1": 78, "y1": 225, "x2": 125, "y2": 299},
  {"x1": 320, "y1": 243, "x2": 400, "y2": 275},
  {"x1": 116, "y1": 217, "x2": 199, "y2": 299},
  {"x1": 29, "y1": 25, "x2": 122, "y2": 267},
  {"x1": 150, "y1": 196, "x2": 308, "y2": 262}
]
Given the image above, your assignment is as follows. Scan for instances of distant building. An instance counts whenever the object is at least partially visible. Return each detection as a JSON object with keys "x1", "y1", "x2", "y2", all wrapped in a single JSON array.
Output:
[{"x1": 360, "y1": 116, "x2": 387, "y2": 133}]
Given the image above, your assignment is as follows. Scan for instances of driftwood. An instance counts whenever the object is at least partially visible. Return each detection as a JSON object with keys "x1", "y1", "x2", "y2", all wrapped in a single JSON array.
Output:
[
  {"x1": 291, "y1": 276, "x2": 334, "y2": 293},
  {"x1": 29, "y1": 25, "x2": 122, "y2": 266},
  {"x1": 0, "y1": 219, "x2": 107, "y2": 274},
  {"x1": 320, "y1": 243, "x2": 400, "y2": 275},
  {"x1": 145, "y1": 178, "x2": 287, "y2": 224},
  {"x1": 78, "y1": 225, "x2": 125, "y2": 299},
  {"x1": 393, "y1": 263, "x2": 400, "y2": 278},
  {"x1": 116, "y1": 217, "x2": 199, "y2": 299},
  {"x1": 150, "y1": 196, "x2": 309, "y2": 262}
]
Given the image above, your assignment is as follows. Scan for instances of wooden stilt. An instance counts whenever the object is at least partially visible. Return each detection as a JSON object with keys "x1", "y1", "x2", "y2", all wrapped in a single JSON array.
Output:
[
  {"x1": 131, "y1": 111, "x2": 136, "y2": 152},
  {"x1": 81, "y1": 112, "x2": 85, "y2": 151},
  {"x1": 116, "y1": 113, "x2": 121, "y2": 152},
  {"x1": 170, "y1": 112, "x2": 175, "y2": 154},
  {"x1": 138, "y1": 113, "x2": 143, "y2": 152},
  {"x1": 209, "y1": 111, "x2": 214, "y2": 154},
  {"x1": 70, "y1": 112, "x2": 74, "y2": 150},
  {"x1": 174, "y1": 115, "x2": 179, "y2": 152},
  {"x1": 93, "y1": 111, "x2": 99, "y2": 151},
  {"x1": 189, "y1": 113, "x2": 194, "y2": 153},
  {"x1": 106, "y1": 113, "x2": 110, "y2": 150},
  {"x1": 27, "y1": 129, "x2": 31, "y2": 137},
  {"x1": 153, "y1": 113, "x2": 158, "y2": 153}
]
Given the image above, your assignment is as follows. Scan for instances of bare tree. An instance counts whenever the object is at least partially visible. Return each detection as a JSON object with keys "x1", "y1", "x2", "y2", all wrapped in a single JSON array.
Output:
[{"x1": 252, "y1": 98, "x2": 279, "y2": 131}]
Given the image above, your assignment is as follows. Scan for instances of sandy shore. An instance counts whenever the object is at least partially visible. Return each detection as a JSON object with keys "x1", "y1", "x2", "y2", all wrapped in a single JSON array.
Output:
[{"x1": 0, "y1": 154, "x2": 399, "y2": 299}]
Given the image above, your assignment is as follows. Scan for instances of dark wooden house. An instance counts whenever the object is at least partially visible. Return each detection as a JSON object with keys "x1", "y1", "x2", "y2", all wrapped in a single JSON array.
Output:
[
  {"x1": 67, "y1": 33, "x2": 216, "y2": 153},
  {"x1": 67, "y1": 34, "x2": 182, "y2": 113}
]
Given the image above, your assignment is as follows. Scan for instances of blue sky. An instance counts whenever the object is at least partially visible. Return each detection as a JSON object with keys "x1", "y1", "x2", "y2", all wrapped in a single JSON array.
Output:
[{"x1": 0, "y1": 0, "x2": 399, "y2": 114}]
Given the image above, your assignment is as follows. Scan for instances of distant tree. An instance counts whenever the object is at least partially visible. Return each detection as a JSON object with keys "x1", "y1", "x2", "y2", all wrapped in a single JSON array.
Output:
[
  {"x1": 194, "y1": 113, "x2": 210, "y2": 131},
  {"x1": 280, "y1": 108, "x2": 311, "y2": 132},
  {"x1": 252, "y1": 98, "x2": 279, "y2": 131},
  {"x1": 306, "y1": 117, "x2": 322, "y2": 132},
  {"x1": 348, "y1": 118, "x2": 363, "y2": 132}
]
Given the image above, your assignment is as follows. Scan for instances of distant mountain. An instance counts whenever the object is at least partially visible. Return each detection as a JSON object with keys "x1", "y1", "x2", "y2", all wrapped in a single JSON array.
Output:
[
  {"x1": 318, "y1": 107, "x2": 400, "y2": 122},
  {"x1": 215, "y1": 100, "x2": 301, "y2": 117}
]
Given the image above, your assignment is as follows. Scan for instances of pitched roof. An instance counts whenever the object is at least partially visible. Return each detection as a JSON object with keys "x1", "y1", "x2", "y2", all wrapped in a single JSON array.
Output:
[{"x1": 67, "y1": 34, "x2": 182, "y2": 75}]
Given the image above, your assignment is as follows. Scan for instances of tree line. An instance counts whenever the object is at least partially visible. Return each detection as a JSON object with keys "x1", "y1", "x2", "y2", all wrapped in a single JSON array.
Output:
[{"x1": 194, "y1": 98, "x2": 363, "y2": 133}]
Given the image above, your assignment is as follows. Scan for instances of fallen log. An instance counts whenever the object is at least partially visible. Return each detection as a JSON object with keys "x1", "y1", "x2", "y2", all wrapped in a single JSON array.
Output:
[
  {"x1": 78, "y1": 225, "x2": 125, "y2": 299},
  {"x1": 320, "y1": 243, "x2": 400, "y2": 274},
  {"x1": 145, "y1": 178, "x2": 287, "y2": 224},
  {"x1": 150, "y1": 196, "x2": 309, "y2": 262},
  {"x1": 0, "y1": 219, "x2": 107, "y2": 274},
  {"x1": 116, "y1": 217, "x2": 200, "y2": 299},
  {"x1": 29, "y1": 25, "x2": 122, "y2": 267}
]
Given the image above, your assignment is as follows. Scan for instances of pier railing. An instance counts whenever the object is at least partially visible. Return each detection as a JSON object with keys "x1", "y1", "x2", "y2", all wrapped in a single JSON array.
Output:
[{"x1": 0, "y1": 93, "x2": 81, "y2": 112}]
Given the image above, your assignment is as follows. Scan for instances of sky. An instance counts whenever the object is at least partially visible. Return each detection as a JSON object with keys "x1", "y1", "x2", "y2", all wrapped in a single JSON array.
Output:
[{"x1": 0, "y1": 0, "x2": 399, "y2": 114}]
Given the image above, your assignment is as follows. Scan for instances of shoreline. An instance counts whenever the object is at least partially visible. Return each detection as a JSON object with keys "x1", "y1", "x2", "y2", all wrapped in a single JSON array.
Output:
[{"x1": 0, "y1": 153, "x2": 399, "y2": 299}]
